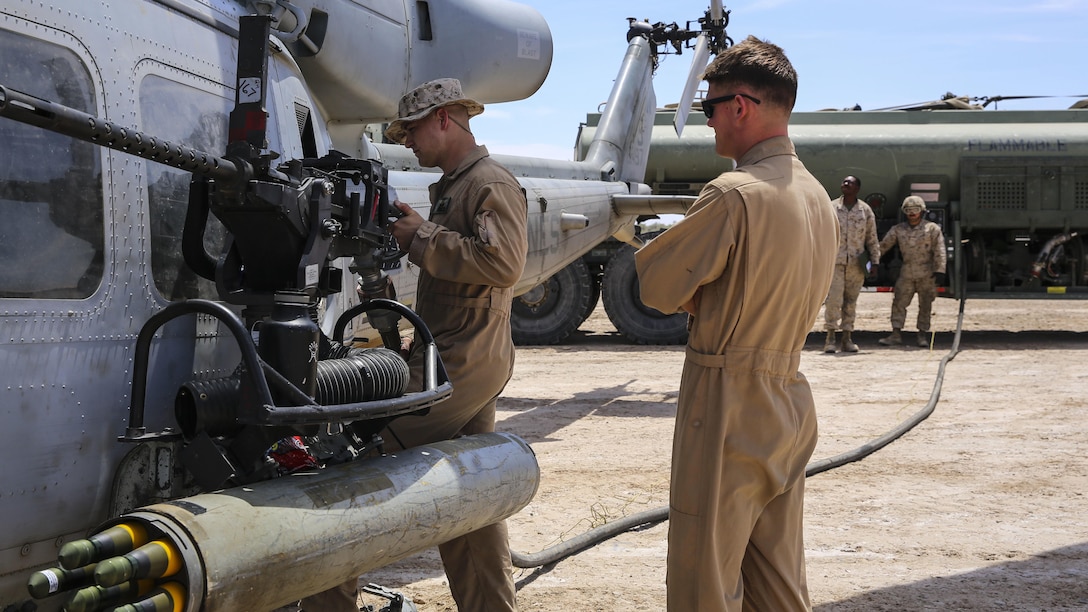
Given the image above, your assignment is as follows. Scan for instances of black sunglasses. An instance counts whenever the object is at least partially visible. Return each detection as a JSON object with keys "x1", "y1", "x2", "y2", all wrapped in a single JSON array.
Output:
[{"x1": 701, "y1": 93, "x2": 762, "y2": 118}]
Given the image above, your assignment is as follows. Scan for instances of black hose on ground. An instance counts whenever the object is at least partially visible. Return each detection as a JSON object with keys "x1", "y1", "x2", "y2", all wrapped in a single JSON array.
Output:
[
  {"x1": 807, "y1": 294, "x2": 965, "y2": 475},
  {"x1": 511, "y1": 296, "x2": 967, "y2": 569},
  {"x1": 511, "y1": 508, "x2": 666, "y2": 568}
]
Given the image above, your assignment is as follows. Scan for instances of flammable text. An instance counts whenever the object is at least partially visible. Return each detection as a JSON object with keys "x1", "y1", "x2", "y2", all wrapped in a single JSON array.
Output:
[{"x1": 966, "y1": 139, "x2": 1067, "y2": 152}]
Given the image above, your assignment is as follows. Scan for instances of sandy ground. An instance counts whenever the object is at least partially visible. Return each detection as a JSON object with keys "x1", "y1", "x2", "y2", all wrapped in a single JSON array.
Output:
[{"x1": 357, "y1": 292, "x2": 1088, "y2": 611}]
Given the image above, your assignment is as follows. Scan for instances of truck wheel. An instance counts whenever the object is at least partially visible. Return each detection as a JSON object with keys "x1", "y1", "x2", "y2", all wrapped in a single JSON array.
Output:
[
  {"x1": 511, "y1": 258, "x2": 593, "y2": 345},
  {"x1": 601, "y1": 242, "x2": 688, "y2": 345},
  {"x1": 581, "y1": 274, "x2": 601, "y2": 324}
]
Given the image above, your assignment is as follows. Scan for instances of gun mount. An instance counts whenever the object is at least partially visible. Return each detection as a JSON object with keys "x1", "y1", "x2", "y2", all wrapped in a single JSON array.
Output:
[
  {"x1": 0, "y1": 18, "x2": 469, "y2": 605},
  {"x1": 0, "y1": 17, "x2": 402, "y2": 307}
]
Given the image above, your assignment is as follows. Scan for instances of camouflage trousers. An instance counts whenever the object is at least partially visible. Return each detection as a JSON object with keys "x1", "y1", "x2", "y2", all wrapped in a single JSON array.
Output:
[
  {"x1": 890, "y1": 276, "x2": 937, "y2": 332},
  {"x1": 824, "y1": 263, "x2": 866, "y2": 331}
]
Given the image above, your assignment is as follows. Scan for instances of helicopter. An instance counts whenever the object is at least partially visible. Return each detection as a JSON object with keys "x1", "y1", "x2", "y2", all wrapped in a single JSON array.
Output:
[{"x1": 0, "y1": 0, "x2": 722, "y2": 609}]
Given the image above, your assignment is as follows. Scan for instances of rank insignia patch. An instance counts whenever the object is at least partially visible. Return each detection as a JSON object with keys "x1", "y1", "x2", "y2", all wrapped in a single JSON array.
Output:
[{"x1": 432, "y1": 196, "x2": 452, "y2": 216}]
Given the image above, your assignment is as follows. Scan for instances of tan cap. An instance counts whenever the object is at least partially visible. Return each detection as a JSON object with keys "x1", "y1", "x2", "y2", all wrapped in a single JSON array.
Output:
[
  {"x1": 901, "y1": 195, "x2": 927, "y2": 212},
  {"x1": 384, "y1": 78, "x2": 484, "y2": 144}
]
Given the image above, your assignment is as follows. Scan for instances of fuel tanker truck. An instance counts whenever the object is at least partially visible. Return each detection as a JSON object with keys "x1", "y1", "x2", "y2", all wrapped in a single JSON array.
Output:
[{"x1": 573, "y1": 96, "x2": 1088, "y2": 321}]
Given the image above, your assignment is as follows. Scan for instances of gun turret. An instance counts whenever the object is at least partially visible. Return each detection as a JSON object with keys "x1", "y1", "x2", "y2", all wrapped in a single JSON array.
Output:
[
  {"x1": 0, "y1": 15, "x2": 450, "y2": 490},
  {"x1": 0, "y1": 79, "x2": 397, "y2": 304}
]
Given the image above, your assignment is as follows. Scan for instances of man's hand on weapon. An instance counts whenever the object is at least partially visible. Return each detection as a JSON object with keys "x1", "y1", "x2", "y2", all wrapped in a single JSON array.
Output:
[{"x1": 389, "y1": 200, "x2": 423, "y2": 252}]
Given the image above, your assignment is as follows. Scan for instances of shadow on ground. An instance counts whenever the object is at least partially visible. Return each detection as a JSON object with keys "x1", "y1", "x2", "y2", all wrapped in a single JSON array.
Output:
[{"x1": 814, "y1": 542, "x2": 1088, "y2": 611}]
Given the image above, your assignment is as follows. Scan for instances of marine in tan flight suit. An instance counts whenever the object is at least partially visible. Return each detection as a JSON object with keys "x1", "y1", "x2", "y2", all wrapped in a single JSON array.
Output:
[
  {"x1": 635, "y1": 37, "x2": 838, "y2": 612},
  {"x1": 302, "y1": 78, "x2": 527, "y2": 612}
]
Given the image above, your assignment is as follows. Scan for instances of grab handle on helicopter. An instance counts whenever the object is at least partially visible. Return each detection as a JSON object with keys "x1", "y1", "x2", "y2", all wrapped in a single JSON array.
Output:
[{"x1": 122, "y1": 300, "x2": 271, "y2": 441}]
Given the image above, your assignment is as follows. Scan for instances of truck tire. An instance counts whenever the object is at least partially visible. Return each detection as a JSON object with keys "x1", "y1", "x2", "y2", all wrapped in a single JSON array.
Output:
[
  {"x1": 581, "y1": 272, "x2": 602, "y2": 324},
  {"x1": 511, "y1": 258, "x2": 593, "y2": 345},
  {"x1": 601, "y1": 241, "x2": 688, "y2": 345}
]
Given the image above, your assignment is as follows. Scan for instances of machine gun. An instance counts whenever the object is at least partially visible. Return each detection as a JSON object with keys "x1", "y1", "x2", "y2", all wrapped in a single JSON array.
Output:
[{"x1": 0, "y1": 15, "x2": 450, "y2": 490}]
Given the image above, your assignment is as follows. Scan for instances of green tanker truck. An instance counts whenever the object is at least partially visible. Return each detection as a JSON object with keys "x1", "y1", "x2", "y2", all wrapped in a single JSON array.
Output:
[{"x1": 520, "y1": 97, "x2": 1088, "y2": 345}]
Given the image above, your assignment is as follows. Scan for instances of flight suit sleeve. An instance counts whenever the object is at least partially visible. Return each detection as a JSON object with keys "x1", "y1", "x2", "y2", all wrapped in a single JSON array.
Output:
[
  {"x1": 634, "y1": 188, "x2": 740, "y2": 314},
  {"x1": 408, "y1": 180, "x2": 528, "y2": 288}
]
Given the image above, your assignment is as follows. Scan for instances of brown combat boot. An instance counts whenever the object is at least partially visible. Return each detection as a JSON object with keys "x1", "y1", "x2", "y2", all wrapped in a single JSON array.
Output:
[
  {"x1": 878, "y1": 329, "x2": 902, "y2": 346},
  {"x1": 917, "y1": 331, "x2": 930, "y2": 347},
  {"x1": 840, "y1": 330, "x2": 859, "y2": 353},
  {"x1": 823, "y1": 330, "x2": 837, "y2": 353}
]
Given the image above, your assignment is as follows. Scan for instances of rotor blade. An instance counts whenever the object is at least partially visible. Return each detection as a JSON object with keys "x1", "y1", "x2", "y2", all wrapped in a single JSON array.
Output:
[
  {"x1": 673, "y1": 32, "x2": 710, "y2": 137},
  {"x1": 981, "y1": 94, "x2": 1088, "y2": 108},
  {"x1": 869, "y1": 98, "x2": 967, "y2": 111}
]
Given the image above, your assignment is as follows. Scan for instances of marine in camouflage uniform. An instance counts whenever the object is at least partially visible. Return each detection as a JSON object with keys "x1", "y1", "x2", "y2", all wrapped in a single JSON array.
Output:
[
  {"x1": 823, "y1": 175, "x2": 880, "y2": 353},
  {"x1": 878, "y1": 195, "x2": 947, "y2": 347},
  {"x1": 303, "y1": 79, "x2": 527, "y2": 612}
]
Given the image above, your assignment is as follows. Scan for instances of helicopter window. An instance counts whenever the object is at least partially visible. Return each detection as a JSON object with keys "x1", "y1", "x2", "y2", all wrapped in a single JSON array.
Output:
[
  {"x1": 0, "y1": 30, "x2": 104, "y2": 299},
  {"x1": 140, "y1": 75, "x2": 232, "y2": 301}
]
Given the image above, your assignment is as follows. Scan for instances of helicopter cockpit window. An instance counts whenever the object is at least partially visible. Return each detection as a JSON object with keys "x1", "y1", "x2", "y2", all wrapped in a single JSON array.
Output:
[
  {"x1": 140, "y1": 75, "x2": 231, "y2": 301},
  {"x1": 0, "y1": 31, "x2": 104, "y2": 299}
]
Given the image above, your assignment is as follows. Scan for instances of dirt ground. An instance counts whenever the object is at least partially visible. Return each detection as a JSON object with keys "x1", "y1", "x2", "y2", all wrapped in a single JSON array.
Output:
[{"x1": 358, "y1": 292, "x2": 1088, "y2": 611}]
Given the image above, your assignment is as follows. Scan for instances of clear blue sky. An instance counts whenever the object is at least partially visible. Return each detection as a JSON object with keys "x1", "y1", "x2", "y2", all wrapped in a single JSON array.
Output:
[{"x1": 472, "y1": 0, "x2": 1087, "y2": 160}]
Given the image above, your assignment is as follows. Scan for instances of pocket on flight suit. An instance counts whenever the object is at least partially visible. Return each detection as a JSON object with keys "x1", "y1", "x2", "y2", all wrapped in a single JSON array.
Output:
[{"x1": 670, "y1": 386, "x2": 711, "y2": 517}]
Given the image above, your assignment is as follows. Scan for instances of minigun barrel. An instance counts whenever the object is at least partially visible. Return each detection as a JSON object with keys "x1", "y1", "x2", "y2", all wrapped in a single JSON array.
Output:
[{"x1": 0, "y1": 83, "x2": 240, "y2": 182}]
